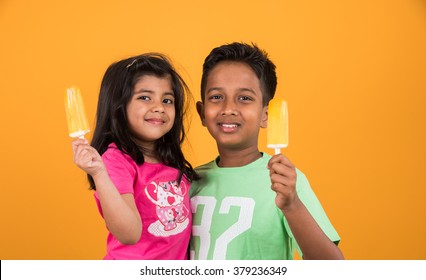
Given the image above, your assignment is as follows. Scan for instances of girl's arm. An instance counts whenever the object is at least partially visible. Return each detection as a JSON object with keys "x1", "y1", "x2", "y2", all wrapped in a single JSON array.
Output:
[
  {"x1": 72, "y1": 139, "x2": 142, "y2": 245},
  {"x1": 268, "y1": 154, "x2": 344, "y2": 260}
]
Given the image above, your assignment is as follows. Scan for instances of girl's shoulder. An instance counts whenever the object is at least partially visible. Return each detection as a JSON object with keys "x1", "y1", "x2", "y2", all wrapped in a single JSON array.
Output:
[{"x1": 102, "y1": 143, "x2": 134, "y2": 164}]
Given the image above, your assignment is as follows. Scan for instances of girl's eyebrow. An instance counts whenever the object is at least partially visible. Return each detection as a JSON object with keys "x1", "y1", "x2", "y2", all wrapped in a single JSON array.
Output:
[
  {"x1": 163, "y1": 92, "x2": 175, "y2": 97},
  {"x1": 133, "y1": 89, "x2": 175, "y2": 97},
  {"x1": 134, "y1": 88, "x2": 154, "y2": 94}
]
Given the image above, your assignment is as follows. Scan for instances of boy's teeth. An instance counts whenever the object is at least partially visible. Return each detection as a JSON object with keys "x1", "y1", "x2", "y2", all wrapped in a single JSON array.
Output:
[{"x1": 222, "y1": 124, "x2": 237, "y2": 128}]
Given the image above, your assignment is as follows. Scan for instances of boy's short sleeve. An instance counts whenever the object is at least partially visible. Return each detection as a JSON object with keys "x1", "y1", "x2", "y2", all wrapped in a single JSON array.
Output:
[{"x1": 283, "y1": 169, "x2": 340, "y2": 255}]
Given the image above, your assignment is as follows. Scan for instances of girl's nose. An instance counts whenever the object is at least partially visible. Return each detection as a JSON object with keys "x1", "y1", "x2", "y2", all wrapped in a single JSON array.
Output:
[{"x1": 152, "y1": 100, "x2": 165, "y2": 113}]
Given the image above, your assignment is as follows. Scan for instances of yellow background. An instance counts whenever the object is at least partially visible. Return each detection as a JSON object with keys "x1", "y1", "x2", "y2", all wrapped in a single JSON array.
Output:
[{"x1": 1, "y1": 0, "x2": 425, "y2": 260}]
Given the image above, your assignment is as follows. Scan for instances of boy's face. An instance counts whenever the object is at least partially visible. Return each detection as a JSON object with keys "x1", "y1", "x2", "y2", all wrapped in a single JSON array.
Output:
[{"x1": 197, "y1": 61, "x2": 268, "y2": 151}]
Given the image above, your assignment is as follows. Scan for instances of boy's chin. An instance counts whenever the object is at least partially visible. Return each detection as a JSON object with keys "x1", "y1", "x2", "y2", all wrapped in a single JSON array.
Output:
[{"x1": 216, "y1": 141, "x2": 252, "y2": 151}]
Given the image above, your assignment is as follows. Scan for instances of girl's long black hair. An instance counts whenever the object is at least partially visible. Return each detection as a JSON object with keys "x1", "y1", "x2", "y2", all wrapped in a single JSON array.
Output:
[{"x1": 88, "y1": 53, "x2": 199, "y2": 190}]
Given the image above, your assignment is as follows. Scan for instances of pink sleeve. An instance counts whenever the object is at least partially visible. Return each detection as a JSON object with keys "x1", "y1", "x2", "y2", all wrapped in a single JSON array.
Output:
[
  {"x1": 102, "y1": 148, "x2": 136, "y2": 194},
  {"x1": 94, "y1": 147, "x2": 136, "y2": 216}
]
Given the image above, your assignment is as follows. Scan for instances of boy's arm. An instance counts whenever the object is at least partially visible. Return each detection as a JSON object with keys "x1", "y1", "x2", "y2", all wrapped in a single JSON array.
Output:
[
  {"x1": 268, "y1": 154, "x2": 344, "y2": 260},
  {"x1": 72, "y1": 139, "x2": 142, "y2": 245}
]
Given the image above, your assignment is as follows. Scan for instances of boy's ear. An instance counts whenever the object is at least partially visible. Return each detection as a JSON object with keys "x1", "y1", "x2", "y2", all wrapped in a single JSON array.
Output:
[
  {"x1": 196, "y1": 101, "x2": 206, "y2": 126},
  {"x1": 260, "y1": 106, "x2": 268, "y2": 128}
]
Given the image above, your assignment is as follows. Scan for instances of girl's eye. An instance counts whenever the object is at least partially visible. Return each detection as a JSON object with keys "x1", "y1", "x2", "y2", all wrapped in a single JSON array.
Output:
[
  {"x1": 137, "y1": 95, "x2": 150, "y2": 101},
  {"x1": 163, "y1": 98, "x2": 174, "y2": 104}
]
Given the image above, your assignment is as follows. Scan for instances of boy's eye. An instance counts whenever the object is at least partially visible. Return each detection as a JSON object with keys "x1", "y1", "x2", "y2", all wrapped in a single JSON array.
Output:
[
  {"x1": 239, "y1": 96, "x2": 253, "y2": 101},
  {"x1": 209, "y1": 95, "x2": 222, "y2": 100}
]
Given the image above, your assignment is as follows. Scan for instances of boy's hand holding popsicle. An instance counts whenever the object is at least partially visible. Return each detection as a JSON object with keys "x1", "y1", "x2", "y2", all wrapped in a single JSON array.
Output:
[
  {"x1": 267, "y1": 98, "x2": 298, "y2": 211},
  {"x1": 268, "y1": 153, "x2": 298, "y2": 211}
]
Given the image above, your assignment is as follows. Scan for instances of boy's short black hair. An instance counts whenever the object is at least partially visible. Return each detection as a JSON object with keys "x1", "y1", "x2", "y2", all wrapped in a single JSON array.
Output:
[{"x1": 200, "y1": 42, "x2": 277, "y2": 106}]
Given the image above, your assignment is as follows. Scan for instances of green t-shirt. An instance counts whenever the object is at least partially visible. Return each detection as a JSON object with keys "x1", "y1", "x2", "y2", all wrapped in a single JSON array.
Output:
[{"x1": 190, "y1": 153, "x2": 340, "y2": 260}]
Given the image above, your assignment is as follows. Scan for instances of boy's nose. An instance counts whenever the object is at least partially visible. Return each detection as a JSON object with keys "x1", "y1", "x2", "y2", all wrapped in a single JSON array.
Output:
[{"x1": 221, "y1": 100, "x2": 238, "y2": 115}]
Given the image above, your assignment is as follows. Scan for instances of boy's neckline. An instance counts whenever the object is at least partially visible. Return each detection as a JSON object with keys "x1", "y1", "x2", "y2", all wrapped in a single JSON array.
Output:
[{"x1": 215, "y1": 152, "x2": 264, "y2": 168}]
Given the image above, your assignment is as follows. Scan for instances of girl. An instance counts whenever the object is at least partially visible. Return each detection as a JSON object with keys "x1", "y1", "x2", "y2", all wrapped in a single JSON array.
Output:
[{"x1": 72, "y1": 53, "x2": 199, "y2": 260}]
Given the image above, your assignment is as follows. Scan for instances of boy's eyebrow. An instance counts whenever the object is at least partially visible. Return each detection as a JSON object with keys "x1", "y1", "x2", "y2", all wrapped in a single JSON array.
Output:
[
  {"x1": 237, "y1": 87, "x2": 256, "y2": 95},
  {"x1": 206, "y1": 87, "x2": 223, "y2": 94},
  {"x1": 206, "y1": 87, "x2": 256, "y2": 94}
]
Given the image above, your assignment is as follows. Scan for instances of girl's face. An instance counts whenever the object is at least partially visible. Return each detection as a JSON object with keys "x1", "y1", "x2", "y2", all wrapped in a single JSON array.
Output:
[{"x1": 126, "y1": 74, "x2": 175, "y2": 149}]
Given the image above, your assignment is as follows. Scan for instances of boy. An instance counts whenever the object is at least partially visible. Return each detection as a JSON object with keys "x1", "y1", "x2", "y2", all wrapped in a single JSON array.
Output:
[{"x1": 190, "y1": 42, "x2": 343, "y2": 260}]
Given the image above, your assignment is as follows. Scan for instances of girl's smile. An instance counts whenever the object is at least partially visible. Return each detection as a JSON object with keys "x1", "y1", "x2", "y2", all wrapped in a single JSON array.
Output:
[{"x1": 126, "y1": 74, "x2": 175, "y2": 147}]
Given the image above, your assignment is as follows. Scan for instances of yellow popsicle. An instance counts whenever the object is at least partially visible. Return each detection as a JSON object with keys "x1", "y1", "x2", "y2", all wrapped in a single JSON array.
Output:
[
  {"x1": 267, "y1": 98, "x2": 288, "y2": 155},
  {"x1": 65, "y1": 86, "x2": 90, "y2": 138}
]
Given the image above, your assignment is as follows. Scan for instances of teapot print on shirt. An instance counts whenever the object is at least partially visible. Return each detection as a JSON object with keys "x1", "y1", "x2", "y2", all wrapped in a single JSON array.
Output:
[{"x1": 145, "y1": 180, "x2": 189, "y2": 237}]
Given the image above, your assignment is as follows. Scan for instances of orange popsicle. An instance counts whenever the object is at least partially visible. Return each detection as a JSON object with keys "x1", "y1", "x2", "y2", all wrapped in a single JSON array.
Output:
[
  {"x1": 65, "y1": 86, "x2": 90, "y2": 138},
  {"x1": 267, "y1": 98, "x2": 288, "y2": 155}
]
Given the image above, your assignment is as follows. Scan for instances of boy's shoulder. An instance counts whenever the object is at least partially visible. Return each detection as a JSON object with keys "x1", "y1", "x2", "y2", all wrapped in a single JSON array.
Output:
[
  {"x1": 195, "y1": 159, "x2": 217, "y2": 172},
  {"x1": 195, "y1": 159, "x2": 215, "y2": 169},
  {"x1": 194, "y1": 153, "x2": 307, "y2": 177}
]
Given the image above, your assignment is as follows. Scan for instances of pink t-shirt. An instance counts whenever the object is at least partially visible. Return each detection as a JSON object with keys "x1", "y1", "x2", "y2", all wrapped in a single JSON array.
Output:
[{"x1": 94, "y1": 143, "x2": 192, "y2": 260}]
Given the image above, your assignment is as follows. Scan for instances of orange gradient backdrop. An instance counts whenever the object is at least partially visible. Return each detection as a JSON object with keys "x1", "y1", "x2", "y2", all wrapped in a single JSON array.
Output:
[{"x1": 1, "y1": 0, "x2": 425, "y2": 259}]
